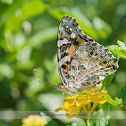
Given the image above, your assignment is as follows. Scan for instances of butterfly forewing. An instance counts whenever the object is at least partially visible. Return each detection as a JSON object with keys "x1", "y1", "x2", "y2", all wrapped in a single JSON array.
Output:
[{"x1": 57, "y1": 15, "x2": 93, "y2": 85}]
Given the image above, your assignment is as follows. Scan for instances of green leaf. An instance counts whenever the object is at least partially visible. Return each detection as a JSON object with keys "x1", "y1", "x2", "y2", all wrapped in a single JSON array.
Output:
[
  {"x1": 117, "y1": 40, "x2": 126, "y2": 48},
  {"x1": 101, "y1": 73, "x2": 115, "y2": 91},
  {"x1": 107, "y1": 40, "x2": 126, "y2": 59},
  {"x1": 48, "y1": 8, "x2": 65, "y2": 20},
  {"x1": 0, "y1": 48, "x2": 7, "y2": 60},
  {"x1": 120, "y1": 87, "x2": 126, "y2": 110},
  {"x1": 96, "y1": 116, "x2": 110, "y2": 126},
  {"x1": 93, "y1": 17, "x2": 112, "y2": 39},
  {"x1": 5, "y1": 0, "x2": 47, "y2": 32},
  {"x1": 40, "y1": 112, "x2": 57, "y2": 126},
  {"x1": 29, "y1": 27, "x2": 57, "y2": 47},
  {"x1": 46, "y1": 120, "x2": 57, "y2": 126},
  {"x1": 21, "y1": 0, "x2": 47, "y2": 19},
  {"x1": 103, "y1": 94, "x2": 122, "y2": 106},
  {"x1": 1, "y1": 0, "x2": 14, "y2": 5},
  {"x1": 120, "y1": 87, "x2": 126, "y2": 99}
]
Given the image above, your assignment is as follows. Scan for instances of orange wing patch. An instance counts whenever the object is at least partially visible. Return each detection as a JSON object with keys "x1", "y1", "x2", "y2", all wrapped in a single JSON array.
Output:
[{"x1": 62, "y1": 38, "x2": 87, "y2": 74}]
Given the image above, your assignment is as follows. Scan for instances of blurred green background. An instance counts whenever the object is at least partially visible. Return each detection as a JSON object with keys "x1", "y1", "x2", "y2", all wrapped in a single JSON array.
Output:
[{"x1": 0, "y1": 0, "x2": 126, "y2": 125}]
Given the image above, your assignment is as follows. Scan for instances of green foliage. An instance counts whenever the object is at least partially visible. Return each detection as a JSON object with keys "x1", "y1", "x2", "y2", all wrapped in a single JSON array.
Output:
[
  {"x1": 103, "y1": 94, "x2": 122, "y2": 106},
  {"x1": 108, "y1": 40, "x2": 126, "y2": 59},
  {"x1": 96, "y1": 116, "x2": 110, "y2": 126},
  {"x1": 120, "y1": 87, "x2": 126, "y2": 110},
  {"x1": 93, "y1": 17, "x2": 112, "y2": 39},
  {"x1": 120, "y1": 87, "x2": 126, "y2": 100},
  {"x1": 0, "y1": 0, "x2": 126, "y2": 126},
  {"x1": 102, "y1": 73, "x2": 115, "y2": 91}
]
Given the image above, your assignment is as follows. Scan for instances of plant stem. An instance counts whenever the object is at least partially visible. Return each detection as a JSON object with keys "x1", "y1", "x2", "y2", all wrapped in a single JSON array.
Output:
[{"x1": 84, "y1": 119, "x2": 90, "y2": 126}]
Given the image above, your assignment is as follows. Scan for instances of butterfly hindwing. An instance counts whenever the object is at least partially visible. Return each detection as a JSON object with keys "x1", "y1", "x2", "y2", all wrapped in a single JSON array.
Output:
[{"x1": 64, "y1": 41, "x2": 118, "y2": 92}]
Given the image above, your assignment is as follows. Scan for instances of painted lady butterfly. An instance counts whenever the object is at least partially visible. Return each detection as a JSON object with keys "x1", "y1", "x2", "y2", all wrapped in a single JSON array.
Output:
[{"x1": 56, "y1": 15, "x2": 118, "y2": 94}]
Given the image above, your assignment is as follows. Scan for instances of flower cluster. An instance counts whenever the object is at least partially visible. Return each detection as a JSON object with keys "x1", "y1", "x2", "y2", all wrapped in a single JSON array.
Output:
[
  {"x1": 55, "y1": 90, "x2": 107, "y2": 119},
  {"x1": 22, "y1": 115, "x2": 45, "y2": 126}
]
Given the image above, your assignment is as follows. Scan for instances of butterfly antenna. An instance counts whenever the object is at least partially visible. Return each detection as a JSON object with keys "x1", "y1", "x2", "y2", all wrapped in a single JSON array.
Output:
[
  {"x1": 36, "y1": 79, "x2": 58, "y2": 85},
  {"x1": 33, "y1": 69, "x2": 59, "y2": 84}
]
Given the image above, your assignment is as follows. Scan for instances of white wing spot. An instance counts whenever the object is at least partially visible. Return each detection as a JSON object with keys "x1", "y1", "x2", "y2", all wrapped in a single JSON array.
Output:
[
  {"x1": 71, "y1": 32, "x2": 76, "y2": 39},
  {"x1": 66, "y1": 26, "x2": 68, "y2": 28},
  {"x1": 70, "y1": 28, "x2": 72, "y2": 31},
  {"x1": 59, "y1": 26, "x2": 63, "y2": 31},
  {"x1": 60, "y1": 38, "x2": 69, "y2": 45},
  {"x1": 99, "y1": 76, "x2": 105, "y2": 81}
]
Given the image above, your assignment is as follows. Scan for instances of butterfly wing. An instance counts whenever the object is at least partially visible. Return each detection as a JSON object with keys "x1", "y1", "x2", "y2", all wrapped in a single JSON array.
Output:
[
  {"x1": 57, "y1": 15, "x2": 94, "y2": 86},
  {"x1": 63, "y1": 41, "x2": 118, "y2": 93},
  {"x1": 70, "y1": 41, "x2": 118, "y2": 89},
  {"x1": 57, "y1": 15, "x2": 118, "y2": 93}
]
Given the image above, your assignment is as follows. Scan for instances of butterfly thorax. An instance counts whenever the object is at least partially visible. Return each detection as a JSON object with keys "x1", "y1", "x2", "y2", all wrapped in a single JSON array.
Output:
[{"x1": 55, "y1": 83, "x2": 68, "y2": 93}]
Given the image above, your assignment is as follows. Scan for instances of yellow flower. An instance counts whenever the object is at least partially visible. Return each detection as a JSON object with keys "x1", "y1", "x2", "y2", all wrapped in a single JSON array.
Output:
[
  {"x1": 55, "y1": 90, "x2": 107, "y2": 119},
  {"x1": 22, "y1": 115, "x2": 45, "y2": 126}
]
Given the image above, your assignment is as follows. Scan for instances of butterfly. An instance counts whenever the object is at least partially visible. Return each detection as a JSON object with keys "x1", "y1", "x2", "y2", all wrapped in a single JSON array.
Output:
[{"x1": 56, "y1": 15, "x2": 118, "y2": 95}]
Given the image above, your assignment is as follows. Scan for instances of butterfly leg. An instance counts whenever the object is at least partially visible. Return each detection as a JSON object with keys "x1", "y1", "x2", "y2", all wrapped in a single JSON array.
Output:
[
  {"x1": 62, "y1": 91, "x2": 65, "y2": 101},
  {"x1": 84, "y1": 86, "x2": 99, "y2": 93},
  {"x1": 85, "y1": 82, "x2": 103, "y2": 93},
  {"x1": 67, "y1": 91, "x2": 78, "y2": 107},
  {"x1": 85, "y1": 86, "x2": 102, "y2": 93}
]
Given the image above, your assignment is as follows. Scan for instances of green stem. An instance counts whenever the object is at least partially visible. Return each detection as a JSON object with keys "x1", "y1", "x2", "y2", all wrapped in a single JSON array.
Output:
[{"x1": 84, "y1": 119, "x2": 90, "y2": 126}]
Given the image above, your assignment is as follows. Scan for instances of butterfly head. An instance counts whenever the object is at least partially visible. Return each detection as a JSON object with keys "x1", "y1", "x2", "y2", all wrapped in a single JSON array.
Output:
[{"x1": 54, "y1": 83, "x2": 67, "y2": 92}]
